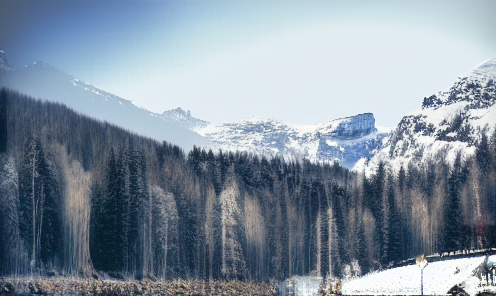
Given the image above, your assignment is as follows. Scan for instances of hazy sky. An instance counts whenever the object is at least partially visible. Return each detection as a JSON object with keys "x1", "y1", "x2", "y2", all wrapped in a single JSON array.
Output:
[{"x1": 1, "y1": 0, "x2": 495, "y2": 127}]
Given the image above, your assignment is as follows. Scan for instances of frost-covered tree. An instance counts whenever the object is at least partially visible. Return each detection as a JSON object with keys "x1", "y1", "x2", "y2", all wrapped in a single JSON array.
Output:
[
  {"x1": 150, "y1": 185, "x2": 178, "y2": 279},
  {"x1": 219, "y1": 169, "x2": 246, "y2": 279},
  {"x1": 0, "y1": 154, "x2": 29, "y2": 275},
  {"x1": 326, "y1": 197, "x2": 339, "y2": 277}
]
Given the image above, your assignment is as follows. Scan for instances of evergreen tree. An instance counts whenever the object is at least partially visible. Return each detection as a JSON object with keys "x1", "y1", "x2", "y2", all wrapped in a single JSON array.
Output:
[
  {"x1": 443, "y1": 153, "x2": 467, "y2": 251},
  {"x1": 90, "y1": 148, "x2": 125, "y2": 272},
  {"x1": 89, "y1": 182, "x2": 105, "y2": 271},
  {"x1": 476, "y1": 131, "x2": 492, "y2": 173},
  {"x1": 128, "y1": 147, "x2": 148, "y2": 276},
  {"x1": 386, "y1": 175, "x2": 404, "y2": 264},
  {"x1": 18, "y1": 138, "x2": 62, "y2": 270},
  {"x1": 398, "y1": 166, "x2": 406, "y2": 193}
]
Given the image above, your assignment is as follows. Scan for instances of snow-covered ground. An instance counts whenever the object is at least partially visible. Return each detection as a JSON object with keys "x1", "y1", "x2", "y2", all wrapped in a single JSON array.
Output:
[{"x1": 342, "y1": 256, "x2": 496, "y2": 295}]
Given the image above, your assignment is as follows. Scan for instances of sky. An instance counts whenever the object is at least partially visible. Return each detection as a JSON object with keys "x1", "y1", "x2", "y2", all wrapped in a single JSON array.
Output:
[{"x1": 1, "y1": 0, "x2": 496, "y2": 127}]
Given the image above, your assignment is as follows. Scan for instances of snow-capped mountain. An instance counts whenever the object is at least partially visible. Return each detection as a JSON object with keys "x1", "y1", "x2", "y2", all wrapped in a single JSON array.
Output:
[
  {"x1": 355, "y1": 58, "x2": 496, "y2": 176},
  {"x1": 194, "y1": 113, "x2": 390, "y2": 168},
  {"x1": 0, "y1": 51, "x2": 208, "y2": 152}
]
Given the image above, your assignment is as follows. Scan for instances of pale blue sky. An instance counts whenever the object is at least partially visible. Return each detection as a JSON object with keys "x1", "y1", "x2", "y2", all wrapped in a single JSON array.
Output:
[{"x1": 1, "y1": 0, "x2": 495, "y2": 126}]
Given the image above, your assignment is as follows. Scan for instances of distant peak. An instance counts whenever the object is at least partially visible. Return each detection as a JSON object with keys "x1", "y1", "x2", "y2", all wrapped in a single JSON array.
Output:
[
  {"x1": 163, "y1": 107, "x2": 192, "y2": 116},
  {"x1": 160, "y1": 107, "x2": 209, "y2": 130},
  {"x1": 0, "y1": 49, "x2": 11, "y2": 70}
]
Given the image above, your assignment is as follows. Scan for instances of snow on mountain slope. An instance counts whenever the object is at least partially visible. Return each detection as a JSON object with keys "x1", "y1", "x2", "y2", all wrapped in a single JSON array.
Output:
[
  {"x1": 354, "y1": 58, "x2": 496, "y2": 176},
  {"x1": 343, "y1": 255, "x2": 490, "y2": 295},
  {"x1": 0, "y1": 53, "x2": 208, "y2": 152},
  {"x1": 195, "y1": 113, "x2": 390, "y2": 168}
]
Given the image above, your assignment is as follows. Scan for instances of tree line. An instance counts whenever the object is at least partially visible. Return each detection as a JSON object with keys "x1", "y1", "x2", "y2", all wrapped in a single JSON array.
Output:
[{"x1": 1, "y1": 87, "x2": 496, "y2": 281}]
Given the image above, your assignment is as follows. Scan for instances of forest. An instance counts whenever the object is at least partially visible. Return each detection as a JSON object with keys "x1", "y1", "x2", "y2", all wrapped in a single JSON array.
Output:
[{"x1": 1, "y1": 87, "x2": 496, "y2": 282}]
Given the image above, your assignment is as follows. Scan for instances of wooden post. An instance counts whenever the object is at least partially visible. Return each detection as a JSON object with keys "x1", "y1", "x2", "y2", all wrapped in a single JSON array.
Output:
[{"x1": 416, "y1": 255, "x2": 428, "y2": 296}]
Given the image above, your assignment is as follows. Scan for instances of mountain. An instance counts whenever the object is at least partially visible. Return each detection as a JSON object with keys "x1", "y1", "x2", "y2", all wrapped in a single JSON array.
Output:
[
  {"x1": 0, "y1": 52, "x2": 207, "y2": 152},
  {"x1": 355, "y1": 58, "x2": 496, "y2": 176},
  {"x1": 193, "y1": 113, "x2": 390, "y2": 168},
  {"x1": 0, "y1": 50, "x2": 389, "y2": 167}
]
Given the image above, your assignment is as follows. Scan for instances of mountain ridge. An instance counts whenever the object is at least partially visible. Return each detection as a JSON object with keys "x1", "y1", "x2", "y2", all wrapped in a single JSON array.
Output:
[
  {"x1": 0, "y1": 52, "x2": 208, "y2": 152},
  {"x1": 194, "y1": 112, "x2": 390, "y2": 168}
]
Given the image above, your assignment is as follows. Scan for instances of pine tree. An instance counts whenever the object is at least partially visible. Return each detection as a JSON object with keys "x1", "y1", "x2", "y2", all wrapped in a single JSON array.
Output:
[
  {"x1": 476, "y1": 131, "x2": 492, "y2": 173},
  {"x1": 18, "y1": 138, "x2": 62, "y2": 271},
  {"x1": 128, "y1": 147, "x2": 149, "y2": 276},
  {"x1": 387, "y1": 178, "x2": 404, "y2": 264},
  {"x1": 90, "y1": 148, "x2": 124, "y2": 272},
  {"x1": 89, "y1": 182, "x2": 105, "y2": 271},
  {"x1": 443, "y1": 153, "x2": 467, "y2": 252}
]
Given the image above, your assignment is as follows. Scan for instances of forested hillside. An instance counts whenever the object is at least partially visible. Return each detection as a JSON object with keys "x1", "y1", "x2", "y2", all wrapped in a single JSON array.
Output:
[{"x1": 1, "y1": 88, "x2": 496, "y2": 281}]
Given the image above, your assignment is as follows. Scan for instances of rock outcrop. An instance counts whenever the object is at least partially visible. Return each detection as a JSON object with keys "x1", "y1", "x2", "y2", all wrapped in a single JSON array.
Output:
[{"x1": 157, "y1": 107, "x2": 209, "y2": 130}]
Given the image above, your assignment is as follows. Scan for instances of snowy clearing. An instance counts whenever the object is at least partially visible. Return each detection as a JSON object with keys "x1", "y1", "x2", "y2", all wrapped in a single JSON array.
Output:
[{"x1": 342, "y1": 256, "x2": 496, "y2": 295}]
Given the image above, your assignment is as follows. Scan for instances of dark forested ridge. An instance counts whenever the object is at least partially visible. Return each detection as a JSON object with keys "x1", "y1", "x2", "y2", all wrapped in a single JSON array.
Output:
[{"x1": 1, "y1": 88, "x2": 496, "y2": 281}]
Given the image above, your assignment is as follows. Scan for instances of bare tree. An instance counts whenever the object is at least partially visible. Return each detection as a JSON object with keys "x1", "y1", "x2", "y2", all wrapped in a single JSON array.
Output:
[
  {"x1": 150, "y1": 185, "x2": 178, "y2": 280},
  {"x1": 244, "y1": 193, "x2": 266, "y2": 280},
  {"x1": 58, "y1": 145, "x2": 92, "y2": 276}
]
